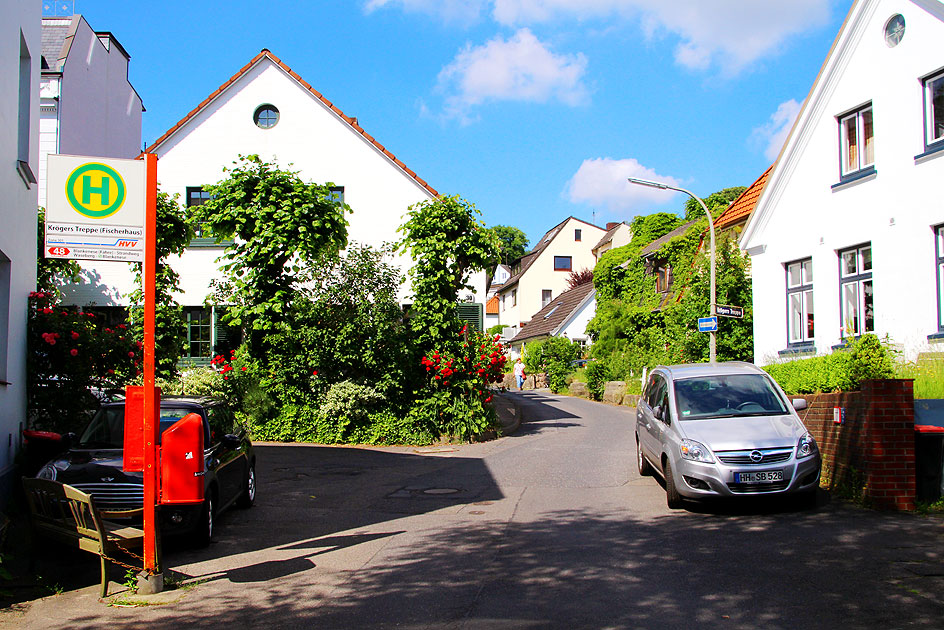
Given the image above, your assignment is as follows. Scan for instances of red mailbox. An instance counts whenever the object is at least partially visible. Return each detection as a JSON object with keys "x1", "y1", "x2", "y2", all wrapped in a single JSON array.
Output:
[
  {"x1": 123, "y1": 386, "x2": 161, "y2": 473},
  {"x1": 160, "y1": 413, "x2": 205, "y2": 505}
]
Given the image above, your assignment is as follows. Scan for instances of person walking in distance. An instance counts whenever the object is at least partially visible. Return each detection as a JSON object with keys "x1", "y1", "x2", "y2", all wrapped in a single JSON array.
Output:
[{"x1": 514, "y1": 358, "x2": 526, "y2": 390}]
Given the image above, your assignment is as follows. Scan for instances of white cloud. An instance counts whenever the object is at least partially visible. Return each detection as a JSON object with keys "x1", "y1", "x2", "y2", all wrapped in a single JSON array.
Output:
[
  {"x1": 364, "y1": 0, "x2": 487, "y2": 23},
  {"x1": 437, "y1": 29, "x2": 589, "y2": 122},
  {"x1": 750, "y1": 99, "x2": 802, "y2": 161},
  {"x1": 492, "y1": 0, "x2": 634, "y2": 24},
  {"x1": 491, "y1": 1, "x2": 833, "y2": 75},
  {"x1": 566, "y1": 157, "x2": 682, "y2": 212}
]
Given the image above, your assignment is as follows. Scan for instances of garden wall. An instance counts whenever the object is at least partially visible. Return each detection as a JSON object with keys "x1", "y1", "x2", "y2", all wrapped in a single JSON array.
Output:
[{"x1": 799, "y1": 379, "x2": 915, "y2": 511}]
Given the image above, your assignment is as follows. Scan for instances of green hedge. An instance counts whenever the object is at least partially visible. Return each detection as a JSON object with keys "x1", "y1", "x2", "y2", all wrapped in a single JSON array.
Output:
[{"x1": 763, "y1": 334, "x2": 894, "y2": 395}]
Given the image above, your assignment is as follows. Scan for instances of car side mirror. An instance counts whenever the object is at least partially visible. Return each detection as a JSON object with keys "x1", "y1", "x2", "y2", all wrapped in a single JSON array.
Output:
[
  {"x1": 63, "y1": 432, "x2": 77, "y2": 450},
  {"x1": 222, "y1": 433, "x2": 241, "y2": 449},
  {"x1": 652, "y1": 405, "x2": 664, "y2": 421},
  {"x1": 792, "y1": 398, "x2": 808, "y2": 411}
]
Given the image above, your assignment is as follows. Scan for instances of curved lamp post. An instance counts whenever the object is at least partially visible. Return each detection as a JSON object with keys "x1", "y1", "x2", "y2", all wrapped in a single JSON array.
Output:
[{"x1": 626, "y1": 177, "x2": 716, "y2": 363}]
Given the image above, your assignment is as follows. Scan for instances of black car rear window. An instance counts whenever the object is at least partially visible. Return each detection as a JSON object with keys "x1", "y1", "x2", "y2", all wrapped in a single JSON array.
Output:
[{"x1": 78, "y1": 406, "x2": 205, "y2": 448}]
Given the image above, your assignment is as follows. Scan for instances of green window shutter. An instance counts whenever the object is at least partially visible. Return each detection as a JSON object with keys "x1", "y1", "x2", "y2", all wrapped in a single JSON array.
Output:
[{"x1": 456, "y1": 303, "x2": 484, "y2": 332}]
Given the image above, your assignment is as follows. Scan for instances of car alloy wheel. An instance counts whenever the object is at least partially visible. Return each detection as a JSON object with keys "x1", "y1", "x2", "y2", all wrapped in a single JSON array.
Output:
[
  {"x1": 195, "y1": 494, "x2": 215, "y2": 547},
  {"x1": 237, "y1": 464, "x2": 256, "y2": 508}
]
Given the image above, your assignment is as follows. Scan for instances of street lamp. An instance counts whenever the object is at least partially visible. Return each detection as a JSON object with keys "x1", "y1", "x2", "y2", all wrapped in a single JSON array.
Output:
[{"x1": 626, "y1": 177, "x2": 717, "y2": 363}]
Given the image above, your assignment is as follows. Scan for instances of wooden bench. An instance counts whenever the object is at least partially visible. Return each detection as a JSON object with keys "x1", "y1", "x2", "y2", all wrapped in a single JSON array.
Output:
[{"x1": 22, "y1": 478, "x2": 145, "y2": 598}]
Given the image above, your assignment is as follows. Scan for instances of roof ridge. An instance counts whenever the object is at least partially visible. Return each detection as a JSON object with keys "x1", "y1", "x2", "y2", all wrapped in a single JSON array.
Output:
[{"x1": 144, "y1": 49, "x2": 438, "y2": 197}]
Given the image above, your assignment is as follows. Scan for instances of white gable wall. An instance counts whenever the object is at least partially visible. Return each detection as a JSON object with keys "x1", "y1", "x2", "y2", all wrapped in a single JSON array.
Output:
[
  {"x1": 0, "y1": 0, "x2": 40, "y2": 498},
  {"x1": 39, "y1": 16, "x2": 143, "y2": 207},
  {"x1": 63, "y1": 57, "x2": 445, "y2": 308},
  {"x1": 743, "y1": 0, "x2": 944, "y2": 363},
  {"x1": 558, "y1": 292, "x2": 596, "y2": 344}
]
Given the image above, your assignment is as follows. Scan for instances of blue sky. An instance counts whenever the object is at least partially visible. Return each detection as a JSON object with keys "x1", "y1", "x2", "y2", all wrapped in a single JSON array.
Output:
[{"x1": 56, "y1": 0, "x2": 853, "y2": 249}]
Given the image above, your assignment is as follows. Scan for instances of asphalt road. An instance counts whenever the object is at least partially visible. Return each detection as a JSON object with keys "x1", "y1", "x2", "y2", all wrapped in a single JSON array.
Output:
[{"x1": 4, "y1": 391, "x2": 943, "y2": 629}]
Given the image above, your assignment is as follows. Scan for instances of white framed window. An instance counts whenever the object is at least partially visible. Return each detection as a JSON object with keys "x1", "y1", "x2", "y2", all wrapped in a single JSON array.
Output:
[
  {"x1": 542, "y1": 289, "x2": 552, "y2": 307},
  {"x1": 654, "y1": 265, "x2": 671, "y2": 293},
  {"x1": 0, "y1": 250, "x2": 10, "y2": 383},
  {"x1": 924, "y1": 71, "x2": 944, "y2": 149},
  {"x1": 839, "y1": 244, "x2": 873, "y2": 337},
  {"x1": 936, "y1": 225, "x2": 944, "y2": 330},
  {"x1": 839, "y1": 105, "x2": 874, "y2": 177},
  {"x1": 16, "y1": 32, "x2": 35, "y2": 186},
  {"x1": 786, "y1": 258, "x2": 814, "y2": 345}
]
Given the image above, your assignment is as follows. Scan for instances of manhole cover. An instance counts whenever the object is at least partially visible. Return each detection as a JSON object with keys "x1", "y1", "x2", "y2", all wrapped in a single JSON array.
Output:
[
  {"x1": 468, "y1": 510, "x2": 486, "y2": 515},
  {"x1": 423, "y1": 488, "x2": 460, "y2": 495}
]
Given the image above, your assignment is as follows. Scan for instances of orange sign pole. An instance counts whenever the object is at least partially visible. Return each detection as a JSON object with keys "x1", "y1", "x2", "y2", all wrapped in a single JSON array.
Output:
[{"x1": 143, "y1": 152, "x2": 159, "y2": 574}]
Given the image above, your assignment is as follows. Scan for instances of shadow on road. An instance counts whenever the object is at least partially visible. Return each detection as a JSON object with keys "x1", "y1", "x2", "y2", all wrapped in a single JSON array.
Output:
[{"x1": 48, "y1": 500, "x2": 944, "y2": 630}]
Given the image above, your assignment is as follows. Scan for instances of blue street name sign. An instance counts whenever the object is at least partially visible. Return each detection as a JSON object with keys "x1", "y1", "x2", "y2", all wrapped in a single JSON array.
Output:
[{"x1": 698, "y1": 316, "x2": 718, "y2": 333}]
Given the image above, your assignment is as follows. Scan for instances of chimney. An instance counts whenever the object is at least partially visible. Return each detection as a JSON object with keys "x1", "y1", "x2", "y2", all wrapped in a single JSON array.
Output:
[{"x1": 606, "y1": 222, "x2": 620, "y2": 230}]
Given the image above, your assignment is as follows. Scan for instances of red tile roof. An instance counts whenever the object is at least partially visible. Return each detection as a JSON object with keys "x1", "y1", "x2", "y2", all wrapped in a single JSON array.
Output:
[
  {"x1": 144, "y1": 49, "x2": 438, "y2": 197},
  {"x1": 486, "y1": 295, "x2": 499, "y2": 315},
  {"x1": 715, "y1": 165, "x2": 772, "y2": 230}
]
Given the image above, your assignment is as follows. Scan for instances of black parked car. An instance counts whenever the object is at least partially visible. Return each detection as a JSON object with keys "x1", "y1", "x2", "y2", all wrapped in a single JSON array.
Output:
[{"x1": 36, "y1": 396, "x2": 255, "y2": 546}]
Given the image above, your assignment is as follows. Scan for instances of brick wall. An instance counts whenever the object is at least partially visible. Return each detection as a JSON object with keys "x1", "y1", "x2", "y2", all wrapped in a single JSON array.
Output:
[{"x1": 798, "y1": 379, "x2": 915, "y2": 511}]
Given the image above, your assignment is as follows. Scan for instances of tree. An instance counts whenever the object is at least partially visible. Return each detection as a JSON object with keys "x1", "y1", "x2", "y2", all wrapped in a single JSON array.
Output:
[
  {"x1": 399, "y1": 195, "x2": 502, "y2": 441},
  {"x1": 271, "y1": 243, "x2": 412, "y2": 400},
  {"x1": 192, "y1": 155, "x2": 349, "y2": 355},
  {"x1": 588, "y1": 187, "x2": 753, "y2": 375},
  {"x1": 489, "y1": 225, "x2": 529, "y2": 266},
  {"x1": 127, "y1": 190, "x2": 192, "y2": 380},
  {"x1": 399, "y1": 195, "x2": 500, "y2": 354},
  {"x1": 683, "y1": 186, "x2": 746, "y2": 221},
  {"x1": 567, "y1": 268, "x2": 594, "y2": 288}
]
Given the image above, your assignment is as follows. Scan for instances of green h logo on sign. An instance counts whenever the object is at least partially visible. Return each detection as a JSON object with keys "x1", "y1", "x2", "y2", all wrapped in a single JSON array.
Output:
[
  {"x1": 65, "y1": 163, "x2": 126, "y2": 219},
  {"x1": 82, "y1": 174, "x2": 111, "y2": 206}
]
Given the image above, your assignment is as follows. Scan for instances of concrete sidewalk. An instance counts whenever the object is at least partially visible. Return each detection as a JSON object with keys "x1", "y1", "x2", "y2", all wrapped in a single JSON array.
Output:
[{"x1": 491, "y1": 390, "x2": 522, "y2": 436}]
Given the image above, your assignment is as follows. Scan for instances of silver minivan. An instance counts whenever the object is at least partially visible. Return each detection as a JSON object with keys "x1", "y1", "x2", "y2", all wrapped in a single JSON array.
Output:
[{"x1": 636, "y1": 362, "x2": 821, "y2": 509}]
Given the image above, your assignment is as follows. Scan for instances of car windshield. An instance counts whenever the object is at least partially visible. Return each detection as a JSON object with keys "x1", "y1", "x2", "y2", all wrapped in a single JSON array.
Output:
[
  {"x1": 78, "y1": 406, "x2": 200, "y2": 448},
  {"x1": 673, "y1": 374, "x2": 789, "y2": 420}
]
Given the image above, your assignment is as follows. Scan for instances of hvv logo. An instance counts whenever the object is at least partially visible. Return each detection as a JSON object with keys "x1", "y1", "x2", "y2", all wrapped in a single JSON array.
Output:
[{"x1": 64, "y1": 162, "x2": 127, "y2": 219}]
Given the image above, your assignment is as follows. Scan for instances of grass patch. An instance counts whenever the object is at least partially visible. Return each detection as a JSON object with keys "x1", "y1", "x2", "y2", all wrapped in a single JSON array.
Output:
[
  {"x1": 915, "y1": 497, "x2": 944, "y2": 515},
  {"x1": 895, "y1": 358, "x2": 944, "y2": 399}
]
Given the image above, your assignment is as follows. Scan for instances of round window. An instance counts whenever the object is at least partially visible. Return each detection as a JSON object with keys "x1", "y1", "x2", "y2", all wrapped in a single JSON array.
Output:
[
  {"x1": 253, "y1": 104, "x2": 280, "y2": 129},
  {"x1": 884, "y1": 14, "x2": 905, "y2": 47}
]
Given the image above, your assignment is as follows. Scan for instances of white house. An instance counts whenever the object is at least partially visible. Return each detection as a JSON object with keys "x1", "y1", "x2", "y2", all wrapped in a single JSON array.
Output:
[
  {"x1": 506, "y1": 281, "x2": 596, "y2": 358},
  {"x1": 741, "y1": 0, "x2": 944, "y2": 363},
  {"x1": 38, "y1": 14, "x2": 144, "y2": 207},
  {"x1": 61, "y1": 49, "x2": 486, "y2": 362},
  {"x1": 0, "y1": 0, "x2": 40, "y2": 500},
  {"x1": 591, "y1": 221, "x2": 633, "y2": 260},
  {"x1": 497, "y1": 217, "x2": 605, "y2": 338}
]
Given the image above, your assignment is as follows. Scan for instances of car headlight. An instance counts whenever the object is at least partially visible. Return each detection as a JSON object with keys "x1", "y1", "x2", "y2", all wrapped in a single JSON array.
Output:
[
  {"x1": 796, "y1": 432, "x2": 817, "y2": 459},
  {"x1": 36, "y1": 463, "x2": 58, "y2": 480},
  {"x1": 679, "y1": 439, "x2": 714, "y2": 463}
]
